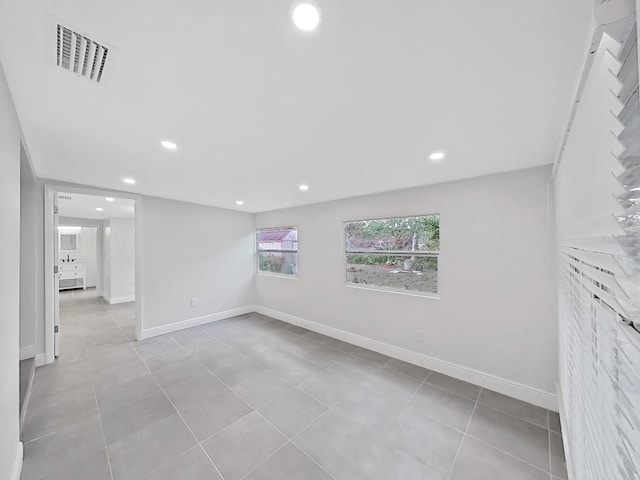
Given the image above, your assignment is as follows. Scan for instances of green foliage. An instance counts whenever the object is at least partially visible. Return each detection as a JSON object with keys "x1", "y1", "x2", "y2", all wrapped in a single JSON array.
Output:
[
  {"x1": 347, "y1": 215, "x2": 440, "y2": 252},
  {"x1": 259, "y1": 253, "x2": 286, "y2": 273}
]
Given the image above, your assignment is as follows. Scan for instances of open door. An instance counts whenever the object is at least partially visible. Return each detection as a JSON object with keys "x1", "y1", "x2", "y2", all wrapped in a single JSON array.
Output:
[{"x1": 53, "y1": 194, "x2": 60, "y2": 357}]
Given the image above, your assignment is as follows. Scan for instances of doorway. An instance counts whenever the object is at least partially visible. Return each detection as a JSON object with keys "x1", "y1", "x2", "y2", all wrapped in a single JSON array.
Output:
[{"x1": 44, "y1": 186, "x2": 142, "y2": 364}]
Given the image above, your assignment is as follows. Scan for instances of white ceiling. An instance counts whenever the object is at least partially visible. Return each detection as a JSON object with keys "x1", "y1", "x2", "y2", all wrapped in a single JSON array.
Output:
[
  {"x1": 58, "y1": 192, "x2": 135, "y2": 219},
  {"x1": 0, "y1": 1, "x2": 592, "y2": 212}
]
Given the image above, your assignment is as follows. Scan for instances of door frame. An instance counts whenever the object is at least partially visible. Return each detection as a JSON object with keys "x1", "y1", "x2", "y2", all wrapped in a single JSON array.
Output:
[{"x1": 44, "y1": 183, "x2": 144, "y2": 365}]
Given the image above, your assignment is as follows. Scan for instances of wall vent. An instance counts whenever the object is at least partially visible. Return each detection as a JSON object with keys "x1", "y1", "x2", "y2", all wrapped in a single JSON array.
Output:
[{"x1": 56, "y1": 24, "x2": 108, "y2": 82}]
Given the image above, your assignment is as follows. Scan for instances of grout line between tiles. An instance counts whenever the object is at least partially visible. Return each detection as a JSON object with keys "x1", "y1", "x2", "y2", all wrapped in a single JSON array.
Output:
[{"x1": 444, "y1": 386, "x2": 482, "y2": 480}]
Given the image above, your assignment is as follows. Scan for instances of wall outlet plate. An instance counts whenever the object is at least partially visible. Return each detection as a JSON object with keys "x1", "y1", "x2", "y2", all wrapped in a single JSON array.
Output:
[{"x1": 190, "y1": 298, "x2": 197, "y2": 307}]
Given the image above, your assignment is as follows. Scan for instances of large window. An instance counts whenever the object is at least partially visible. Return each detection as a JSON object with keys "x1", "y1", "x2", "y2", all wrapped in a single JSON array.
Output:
[
  {"x1": 345, "y1": 215, "x2": 439, "y2": 295},
  {"x1": 257, "y1": 227, "x2": 298, "y2": 275}
]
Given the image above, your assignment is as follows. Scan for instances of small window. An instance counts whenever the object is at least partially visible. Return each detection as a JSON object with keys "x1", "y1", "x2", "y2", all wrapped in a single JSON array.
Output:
[
  {"x1": 257, "y1": 227, "x2": 298, "y2": 276},
  {"x1": 345, "y1": 215, "x2": 439, "y2": 295}
]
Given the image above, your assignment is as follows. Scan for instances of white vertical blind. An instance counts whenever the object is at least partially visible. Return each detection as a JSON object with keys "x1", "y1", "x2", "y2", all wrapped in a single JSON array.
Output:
[{"x1": 555, "y1": 18, "x2": 640, "y2": 480}]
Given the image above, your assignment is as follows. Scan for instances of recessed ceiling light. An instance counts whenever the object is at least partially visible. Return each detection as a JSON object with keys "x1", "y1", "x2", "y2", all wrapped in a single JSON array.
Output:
[
  {"x1": 161, "y1": 140, "x2": 177, "y2": 150},
  {"x1": 105, "y1": 197, "x2": 114, "y2": 202},
  {"x1": 292, "y1": 3, "x2": 320, "y2": 31},
  {"x1": 429, "y1": 151, "x2": 445, "y2": 161},
  {"x1": 299, "y1": 184, "x2": 309, "y2": 191},
  {"x1": 236, "y1": 200, "x2": 244, "y2": 206},
  {"x1": 123, "y1": 178, "x2": 136, "y2": 184},
  {"x1": 96, "y1": 207, "x2": 103, "y2": 212}
]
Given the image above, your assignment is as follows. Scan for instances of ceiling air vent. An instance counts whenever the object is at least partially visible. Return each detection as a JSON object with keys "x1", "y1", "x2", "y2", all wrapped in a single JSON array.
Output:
[{"x1": 56, "y1": 24, "x2": 108, "y2": 82}]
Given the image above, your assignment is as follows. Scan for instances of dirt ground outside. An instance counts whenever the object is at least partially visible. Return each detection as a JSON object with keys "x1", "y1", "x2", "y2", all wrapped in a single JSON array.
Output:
[{"x1": 346, "y1": 263, "x2": 438, "y2": 293}]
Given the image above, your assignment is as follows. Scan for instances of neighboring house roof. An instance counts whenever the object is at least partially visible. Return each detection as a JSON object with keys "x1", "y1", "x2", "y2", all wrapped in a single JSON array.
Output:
[{"x1": 258, "y1": 229, "x2": 294, "y2": 243}]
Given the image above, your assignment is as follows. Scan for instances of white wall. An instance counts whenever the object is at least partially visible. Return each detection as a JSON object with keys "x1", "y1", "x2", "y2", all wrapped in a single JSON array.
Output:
[
  {"x1": 102, "y1": 220, "x2": 111, "y2": 299},
  {"x1": 0, "y1": 62, "x2": 24, "y2": 480},
  {"x1": 107, "y1": 218, "x2": 135, "y2": 302},
  {"x1": 19, "y1": 154, "x2": 44, "y2": 361},
  {"x1": 255, "y1": 165, "x2": 556, "y2": 403},
  {"x1": 139, "y1": 196, "x2": 255, "y2": 336}
]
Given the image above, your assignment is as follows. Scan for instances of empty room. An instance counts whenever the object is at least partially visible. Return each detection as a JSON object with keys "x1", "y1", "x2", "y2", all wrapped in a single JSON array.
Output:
[{"x1": 1, "y1": 1, "x2": 639, "y2": 480}]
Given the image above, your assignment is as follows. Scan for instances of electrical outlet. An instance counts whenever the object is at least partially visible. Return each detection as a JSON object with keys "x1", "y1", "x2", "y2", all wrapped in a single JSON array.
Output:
[
  {"x1": 416, "y1": 330, "x2": 424, "y2": 343},
  {"x1": 190, "y1": 298, "x2": 197, "y2": 307}
]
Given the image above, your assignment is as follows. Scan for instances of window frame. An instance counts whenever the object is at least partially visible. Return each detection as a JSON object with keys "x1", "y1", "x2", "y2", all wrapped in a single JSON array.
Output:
[
  {"x1": 343, "y1": 214, "x2": 440, "y2": 298},
  {"x1": 256, "y1": 226, "x2": 299, "y2": 278}
]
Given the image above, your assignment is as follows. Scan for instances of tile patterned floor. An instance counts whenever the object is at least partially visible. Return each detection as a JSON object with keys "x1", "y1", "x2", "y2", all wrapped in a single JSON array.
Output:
[{"x1": 21, "y1": 289, "x2": 568, "y2": 480}]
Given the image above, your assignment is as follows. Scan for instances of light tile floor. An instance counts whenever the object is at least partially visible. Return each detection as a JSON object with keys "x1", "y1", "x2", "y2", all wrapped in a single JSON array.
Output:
[{"x1": 21, "y1": 289, "x2": 568, "y2": 480}]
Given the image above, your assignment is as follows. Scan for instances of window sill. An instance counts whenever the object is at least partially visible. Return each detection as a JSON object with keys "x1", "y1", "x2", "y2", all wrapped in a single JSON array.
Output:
[
  {"x1": 256, "y1": 272, "x2": 298, "y2": 280},
  {"x1": 345, "y1": 283, "x2": 440, "y2": 299}
]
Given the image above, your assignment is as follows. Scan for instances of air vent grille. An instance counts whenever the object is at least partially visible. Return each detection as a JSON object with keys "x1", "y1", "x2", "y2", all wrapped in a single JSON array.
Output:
[{"x1": 56, "y1": 24, "x2": 108, "y2": 82}]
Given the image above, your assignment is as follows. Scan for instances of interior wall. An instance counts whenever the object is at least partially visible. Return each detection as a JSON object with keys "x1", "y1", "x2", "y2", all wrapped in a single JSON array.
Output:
[
  {"x1": 19, "y1": 151, "x2": 44, "y2": 361},
  {"x1": 0, "y1": 62, "x2": 24, "y2": 480},
  {"x1": 107, "y1": 218, "x2": 135, "y2": 302},
  {"x1": 139, "y1": 196, "x2": 255, "y2": 336},
  {"x1": 254, "y1": 165, "x2": 556, "y2": 397},
  {"x1": 102, "y1": 220, "x2": 111, "y2": 300}
]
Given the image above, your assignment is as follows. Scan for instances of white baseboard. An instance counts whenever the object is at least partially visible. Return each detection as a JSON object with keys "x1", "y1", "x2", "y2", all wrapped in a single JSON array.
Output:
[
  {"x1": 108, "y1": 295, "x2": 135, "y2": 305},
  {"x1": 11, "y1": 442, "x2": 23, "y2": 480},
  {"x1": 141, "y1": 306, "x2": 254, "y2": 340},
  {"x1": 254, "y1": 305, "x2": 558, "y2": 411},
  {"x1": 19, "y1": 345, "x2": 38, "y2": 361}
]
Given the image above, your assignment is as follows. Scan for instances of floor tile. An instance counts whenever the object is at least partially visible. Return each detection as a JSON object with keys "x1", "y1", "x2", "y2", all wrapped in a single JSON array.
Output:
[
  {"x1": 426, "y1": 372, "x2": 481, "y2": 400},
  {"x1": 134, "y1": 336, "x2": 182, "y2": 360},
  {"x1": 22, "y1": 416, "x2": 105, "y2": 480},
  {"x1": 384, "y1": 407, "x2": 463, "y2": 478},
  {"x1": 24, "y1": 293, "x2": 564, "y2": 480},
  {"x1": 298, "y1": 369, "x2": 359, "y2": 406},
  {"x1": 295, "y1": 345, "x2": 347, "y2": 369},
  {"x1": 258, "y1": 388, "x2": 328, "y2": 438},
  {"x1": 550, "y1": 431, "x2": 568, "y2": 479},
  {"x1": 549, "y1": 411, "x2": 562, "y2": 433},
  {"x1": 228, "y1": 369, "x2": 293, "y2": 408},
  {"x1": 180, "y1": 389, "x2": 253, "y2": 441},
  {"x1": 37, "y1": 450, "x2": 112, "y2": 480},
  {"x1": 142, "y1": 348, "x2": 191, "y2": 371},
  {"x1": 361, "y1": 369, "x2": 423, "y2": 404},
  {"x1": 95, "y1": 372, "x2": 161, "y2": 414},
  {"x1": 101, "y1": 391, "x2": 176, "y2": 445},
  {"x1": 467, "y1": 404, "x2": 550, "y2": 471},
  {"x1": 450, "y1": 436, "x2": 549, "y2": 480},
  {"x1": 326, "y1": 355, "x2": 381, "y2": 383},
  {"x1": 202, "y1": 411, "x2": 287, "y2": 480},
  {"x1": 163, "y1": 374, "x2": 228, "y2": 411},
  {"x1": 293, "y1": 410, "x2": 370, "y2": 479},
  {"x1": 478, "y1": 388, "x2": 549, "y2": 428},
  {"x1": 334, "y1": 385, "x2": 403, "y2": 433},
  {"x1": 382, "y1": 358, "x2": 431, "y2": 381},
  {"x1": 108, "y1": 413, "x2": 197, "y2": 480},
  {"x1": 244, "y1": 443, "x2": 333, "y2": 480},
  {"x1": 151, "y1": 357, "x2": 211, "y2": 390},
  {"x1": 346, "y1": 441, "x2": 442, "y2": 480},
  {"x1": 407, "y1": 383, "x2": 476, "y2": 431},
  {"x1": 301, "y1": 331, "x2": 333, "y2": 345},
  {"x1": 21, "y1": 382, "x2": 98, "y2": 442},
  {"x1": 143, "y1": 445, "x2": 222, "y2": 480},
  {"x1": 169, "y1": 326, "x2": 214, "y2": 347},
  {"x1": 324, "y1": 338, "x2": 361, "y2": 354},
  {"x1": 351, "y1": 347, "x2": 391, "y2": 366}
]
